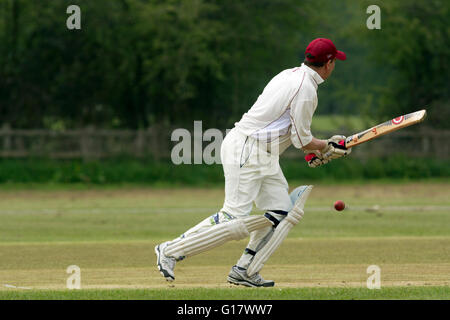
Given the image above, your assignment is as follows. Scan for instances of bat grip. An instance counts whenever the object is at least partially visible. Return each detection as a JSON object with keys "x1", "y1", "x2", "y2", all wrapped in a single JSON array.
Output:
[{"x1": 304, "y1": 139, "x2": 346, "y2": 162}]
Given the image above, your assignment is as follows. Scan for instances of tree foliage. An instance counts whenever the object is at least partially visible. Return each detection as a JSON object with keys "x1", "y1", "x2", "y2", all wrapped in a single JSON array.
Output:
[
  {"x1": 361, "y1": 0, "x2": 450, "y2": 127},
  {"x1": 0, "y1": 0, "x2": 447, "y2": 129}
]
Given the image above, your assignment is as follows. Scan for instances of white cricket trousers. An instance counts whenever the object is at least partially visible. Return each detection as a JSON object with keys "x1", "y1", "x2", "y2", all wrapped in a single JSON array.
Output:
[
  {"x1": 220, "y1": 128, "x2": 292, "y2": 218},
  {"x1": 163, "y1": 127, "x2": 293, "y2": 262}
]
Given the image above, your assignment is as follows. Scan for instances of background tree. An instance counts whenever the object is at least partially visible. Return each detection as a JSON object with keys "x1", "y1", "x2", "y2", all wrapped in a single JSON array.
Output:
[{"x1": 0, "y1": 0, "x2": 447, "y2": 129}]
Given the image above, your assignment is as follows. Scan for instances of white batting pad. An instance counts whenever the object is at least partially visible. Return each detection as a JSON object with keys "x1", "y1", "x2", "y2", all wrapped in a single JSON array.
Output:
[
  {"x1": 247, "y1": 185, "x2": 313, "y2": 276},
  {"x1": 164, "y1": 215, "x2": 272, "y2": 260}
]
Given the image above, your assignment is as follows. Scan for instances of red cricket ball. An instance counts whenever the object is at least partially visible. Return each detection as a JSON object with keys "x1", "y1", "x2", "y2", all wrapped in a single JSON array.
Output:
[{"x1": 334, "y1": 200, "x2": 345, "y2": 211}]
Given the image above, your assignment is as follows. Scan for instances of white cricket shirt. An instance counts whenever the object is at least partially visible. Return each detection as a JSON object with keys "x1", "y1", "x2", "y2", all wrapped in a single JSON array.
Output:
[{"x1": 234, "y1": 63, "x2": 324, "y2": 150}]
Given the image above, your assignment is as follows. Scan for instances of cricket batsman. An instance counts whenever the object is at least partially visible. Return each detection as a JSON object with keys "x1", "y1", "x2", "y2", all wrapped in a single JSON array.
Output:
[{"x1": 155, "y1": 38, "x2": 351, "y2": 287}]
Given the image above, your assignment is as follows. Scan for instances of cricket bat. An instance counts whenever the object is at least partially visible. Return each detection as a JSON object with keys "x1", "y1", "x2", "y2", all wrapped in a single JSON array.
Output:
[{"x1": 305, "y1": 109, "x2": 427, "y2": 162}]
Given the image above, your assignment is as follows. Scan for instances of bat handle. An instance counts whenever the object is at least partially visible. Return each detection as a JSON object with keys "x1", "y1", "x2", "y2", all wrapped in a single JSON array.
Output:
[{"x1": 304, "y1": 139, "x2": 346, "y2": 163}]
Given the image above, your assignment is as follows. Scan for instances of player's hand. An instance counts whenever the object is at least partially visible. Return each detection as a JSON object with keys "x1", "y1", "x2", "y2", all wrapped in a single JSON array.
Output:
[
  {"x1": 304, "y1": 151, "x2": 331, "y2": 168},
  {"x1": 320, "y1": 135, "x2": 352, "y2": 160}
]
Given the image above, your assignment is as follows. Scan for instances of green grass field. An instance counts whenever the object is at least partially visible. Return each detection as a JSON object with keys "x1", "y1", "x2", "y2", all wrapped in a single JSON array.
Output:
[{"x1": 0, "y1": 182, "x2": 449, "y2": 299}]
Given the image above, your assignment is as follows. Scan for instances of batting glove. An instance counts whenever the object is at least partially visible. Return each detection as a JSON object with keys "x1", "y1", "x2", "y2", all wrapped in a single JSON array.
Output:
[
  {"x1": 320, "y1": 135, "x2": 352, "y2": 160},
  {"x1": 304, "y1": 151, "x2": 331, "y2": 168}
]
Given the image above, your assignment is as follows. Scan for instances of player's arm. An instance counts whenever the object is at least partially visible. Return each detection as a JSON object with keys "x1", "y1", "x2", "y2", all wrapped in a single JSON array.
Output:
[
  {"x1": 289, "y1": 100, "x2": 327, "y2": 167},
  {"x1": 301, "y1": 132, "x2": 351, "y2": 160},
  {"x1": 301, "y1": 137, "x2": 333, "y2": 167},
  {"x1": 289, "y1": 100, "x2": 334, "y2": 165},
  {"x1": 290, "y1": 96, "x2": 351, "y2": 167},
  {"x1": 303, "y1": 135, "x2": 351, "y2": 167},
  {"x1": 289, "y1": 99, "x2": 316, "y2": 150},
  {"x1": 302, "y1": 137, "x2": 327, "y2": 150}
]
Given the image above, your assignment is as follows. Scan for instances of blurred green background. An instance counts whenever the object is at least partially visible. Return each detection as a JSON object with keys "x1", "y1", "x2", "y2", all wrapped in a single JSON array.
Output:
[{"x1": 0, "y1": 0, "x2": 448, "y2": 183}]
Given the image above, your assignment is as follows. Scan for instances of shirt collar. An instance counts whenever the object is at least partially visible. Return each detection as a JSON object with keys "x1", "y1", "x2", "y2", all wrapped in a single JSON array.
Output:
[{"x1": 301, "y1": 63, "x2": 324, "y2": 86}]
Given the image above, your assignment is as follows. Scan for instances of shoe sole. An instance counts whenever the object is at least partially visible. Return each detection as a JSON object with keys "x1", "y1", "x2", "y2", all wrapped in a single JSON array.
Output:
[
  {"x1": 154, "y1": 245, "x2": 175, "y2": 282},
  {"x1": 227, "y1": 275, "x2": 274, "y2": 288}
]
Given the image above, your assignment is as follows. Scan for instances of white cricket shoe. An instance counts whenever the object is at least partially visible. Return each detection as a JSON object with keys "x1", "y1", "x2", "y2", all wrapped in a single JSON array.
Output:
[
  {"x1": 155, "y1": 241, "x2": 176, "y2": 281},
  {"x1": 227, "y1": 265, "x2": 275, "y2": 287}
]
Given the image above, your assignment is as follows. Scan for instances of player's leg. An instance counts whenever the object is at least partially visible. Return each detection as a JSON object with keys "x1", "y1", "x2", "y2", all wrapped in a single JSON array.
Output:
[
  {"x1": 163, "y1": 214, "x2": 272, "y2": 259},
  {"x1": 226, "y1": 214, "x2": 283, "y2": 287},
  {"x1": 234, "y1": 164, "x2": 291, "y2": 266},
  {"x1": 156, "y1": 215, "x2": 272, "y2": 282},
  {"x1": 232, "y1": 211, "x2": 287, "y2": 267},
  {"x1": 155, "y1": 129, "x2": 270, "y2": 281},
  {"x1": 231, "y1": 183, "x2": 308, "y2": 272},
  {"x1": 247, "y1": 185, "x2": 313, "y2": 276},
  {"x1": 155, "y1": 210, "x2": 237, "y2": 281},
  {"x1": 228, "y1": 162, "x2": 292, "y2": 285},
  {"x1": 162, "y1": 133, "x2": 266, "y2": 259}
]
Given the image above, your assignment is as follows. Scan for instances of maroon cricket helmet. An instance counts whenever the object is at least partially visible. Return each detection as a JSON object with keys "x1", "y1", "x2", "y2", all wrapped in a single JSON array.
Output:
[{"x1": 305, "y1": 38, "x2": 346, "y2": 63}]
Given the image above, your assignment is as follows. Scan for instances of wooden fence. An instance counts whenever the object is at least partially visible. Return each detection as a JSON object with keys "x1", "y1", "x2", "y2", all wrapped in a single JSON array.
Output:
[{"x1": 0, "y1": 124, "x2": 448, "y2": 160}]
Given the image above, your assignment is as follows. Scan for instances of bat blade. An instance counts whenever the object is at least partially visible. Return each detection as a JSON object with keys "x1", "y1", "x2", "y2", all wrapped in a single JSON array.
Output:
[
  {"x1": 304, "y1": 109, "x2": 427, "y2": 163},
  {"x1": 344, "y1": 109, "x2": 427, "y2": 148}
]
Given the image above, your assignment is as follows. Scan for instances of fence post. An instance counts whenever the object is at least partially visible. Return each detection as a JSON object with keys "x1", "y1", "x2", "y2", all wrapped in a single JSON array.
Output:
[
  {"x1": 421, "y1": 135, "x2": 430, "y2": 154},
  {"x1": 2, "y1": 123, "x2": 11, "y2": 152},
  {"x1": 81, "y1": 126, "x2": 95, "y2": 161},
  {"x1": 136, "y1": 129, "x2": 144, "y2": 158},
  {"x1": 149, "y1": 126, "x2": 160, "y2": 161}
]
